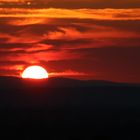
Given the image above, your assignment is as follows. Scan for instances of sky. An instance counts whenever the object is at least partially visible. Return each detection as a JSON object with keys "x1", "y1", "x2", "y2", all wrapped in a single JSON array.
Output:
[
  {"x1": 0, "y1": 0, "x2": 140, "y2": 8},
  {"x1": 0, "y1": 0, "x2": 140, "y2": 83}
]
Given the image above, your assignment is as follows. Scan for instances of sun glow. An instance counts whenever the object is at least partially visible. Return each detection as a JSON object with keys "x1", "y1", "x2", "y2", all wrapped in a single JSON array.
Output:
[{"x1": 21, "y1": 66, "x2": 48, "y2": 79}]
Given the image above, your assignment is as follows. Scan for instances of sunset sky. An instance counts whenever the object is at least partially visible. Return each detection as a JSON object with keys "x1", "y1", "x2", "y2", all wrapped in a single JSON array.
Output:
[{"x1": 0, "y1": 0, "x2": 140, "y2": 83}]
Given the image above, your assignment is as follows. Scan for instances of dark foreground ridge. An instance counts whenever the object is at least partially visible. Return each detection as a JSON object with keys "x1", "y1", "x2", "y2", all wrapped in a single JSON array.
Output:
[
  {"x1": 0, "y1": 76, "x2": 140, "y2": 140},
  {"x1": 0, "y1": 76, "x2": 139, "y2": 89}
]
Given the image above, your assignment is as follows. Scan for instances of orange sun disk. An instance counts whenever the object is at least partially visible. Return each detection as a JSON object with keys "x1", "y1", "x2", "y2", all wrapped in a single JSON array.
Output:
[{"x1": 21, "y1": 66, "x2": 48, "y2": 79}]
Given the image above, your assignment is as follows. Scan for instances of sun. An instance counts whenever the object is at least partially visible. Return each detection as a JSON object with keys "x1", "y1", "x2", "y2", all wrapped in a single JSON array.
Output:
[{"x1": 21, "y1": 66, "x2": 48, "y2": 79}]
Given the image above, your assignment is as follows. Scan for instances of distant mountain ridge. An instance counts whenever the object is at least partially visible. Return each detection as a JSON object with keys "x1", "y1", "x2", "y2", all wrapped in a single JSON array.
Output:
[{"x1": 0, "y1": 76, "x2": 139, "y2": 90}]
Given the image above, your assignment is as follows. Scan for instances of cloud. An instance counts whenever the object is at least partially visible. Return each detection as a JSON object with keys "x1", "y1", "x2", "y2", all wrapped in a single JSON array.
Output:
[
  {"x1": 0, "y1": 0, "x2": 140, "y2": 8},
  {"x1": 0, "y1": 8, "x2": 140, "y2": 20},
  {"x1": 49, "y1": 70, "x2": 89, "y2": 77},
  {"x1": 0, "y1": 8, "x2": 140, "y2": 82},
  {"x1": 0, "y1": 0, "x2": 26, "y2": 1}
]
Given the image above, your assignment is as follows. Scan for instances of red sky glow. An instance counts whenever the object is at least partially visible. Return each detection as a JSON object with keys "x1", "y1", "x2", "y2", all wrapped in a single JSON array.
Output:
[{"x1": 0, "y1": 0, "x2": 140, "y2": 83}]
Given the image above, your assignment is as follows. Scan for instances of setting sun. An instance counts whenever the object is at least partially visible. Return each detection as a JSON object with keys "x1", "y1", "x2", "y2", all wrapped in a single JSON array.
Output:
[{"x1": 21, "y1": 66, "x2": 48, "y2": 79}]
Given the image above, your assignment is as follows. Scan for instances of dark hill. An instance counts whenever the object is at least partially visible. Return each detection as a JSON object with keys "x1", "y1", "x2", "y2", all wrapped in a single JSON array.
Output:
[
  {"x1": 0, "y1": 76, "x2": 138, "y2": 89},
  {"x1": 0, "y1": 76, "x2": 140, "y2": 140}
]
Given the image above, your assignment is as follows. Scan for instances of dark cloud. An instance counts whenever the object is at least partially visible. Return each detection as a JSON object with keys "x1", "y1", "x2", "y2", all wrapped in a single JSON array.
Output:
[
  {"x1": 0, "y1": 0, "x2": 140, "y2": 8},
  {"x1": 45, "y1": 0, "x2": 140, "y2": 9},
  {"x1": 0, "y1": 69, "x2": 19, "y2": 76},
  {"x1": 0, "y1": 43, "x2": 32, "y2": 48},
  {"x1": 0, "y1": 60, "x2": 29, "y2": 66},
  {"x1": 40, "y1": 38, "x2": 92, "y2": 47},
  {"x1": 68, "y1": 47, "x2": 140, "y2": 82}
]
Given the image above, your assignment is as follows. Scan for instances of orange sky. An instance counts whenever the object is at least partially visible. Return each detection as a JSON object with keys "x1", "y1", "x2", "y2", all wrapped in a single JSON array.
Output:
[
  {"x1": 0, "y1": 1, "x2": 140, "y2": 83},
  {"x1": 0, "y1": 0, "x2": 140, "y2": 8}
]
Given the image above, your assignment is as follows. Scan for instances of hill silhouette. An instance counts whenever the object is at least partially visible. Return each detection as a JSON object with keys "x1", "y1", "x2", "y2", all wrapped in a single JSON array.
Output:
[
  {"x1": 0, "y1": 76, "x2": 138, "y2": 89},
  {"x1": 0, "y1": 76, "x2": 140, "y2": 139}
]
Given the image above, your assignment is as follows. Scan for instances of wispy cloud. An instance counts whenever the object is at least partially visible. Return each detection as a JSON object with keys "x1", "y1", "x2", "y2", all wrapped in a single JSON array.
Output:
[
  {"x1": 0, "y1": 8, "x2": 140, "y2": 20},
  {"x1": 0, "y1": 8, "x2": 140, "y2": 82},
  {"x1": 49, "y1": 70, "x2": 89, "y2": 77}
]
